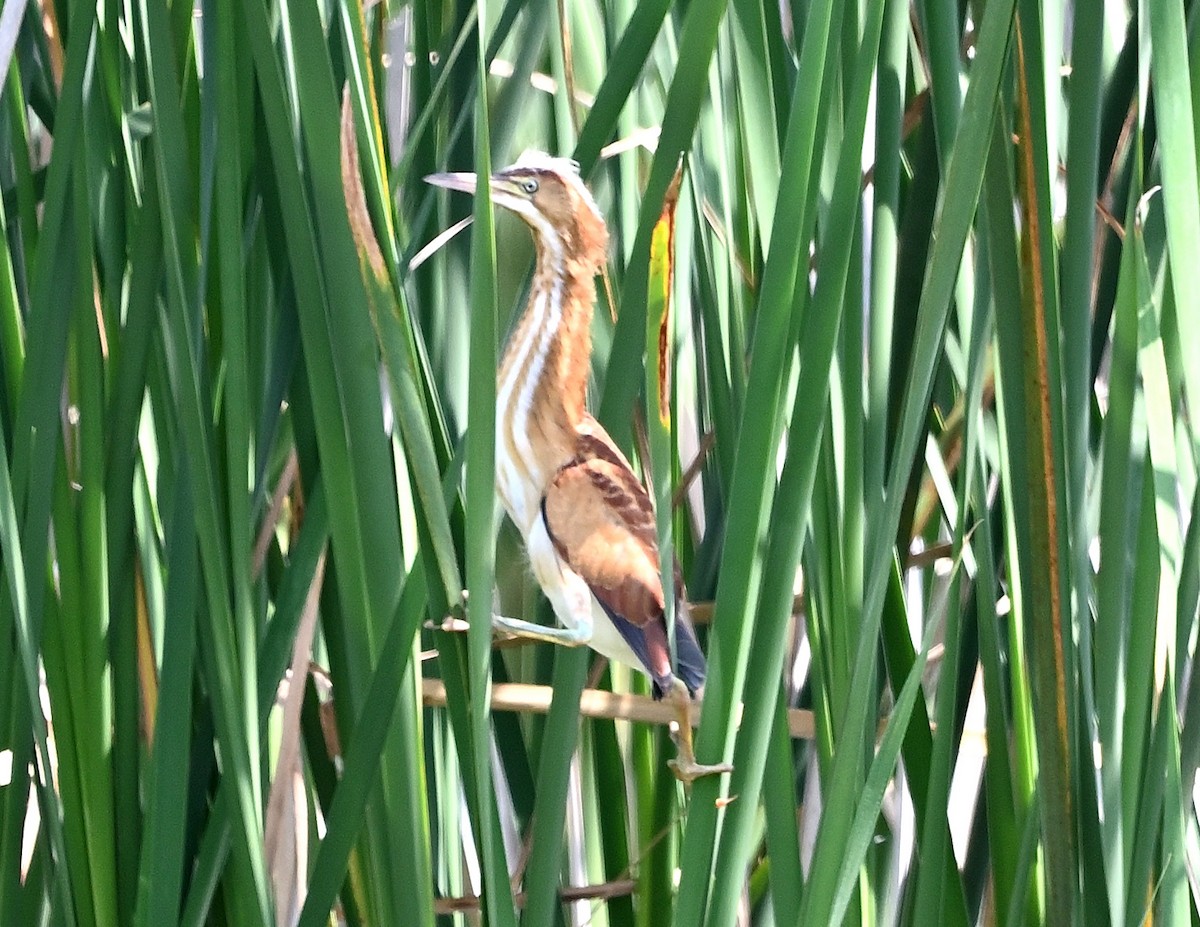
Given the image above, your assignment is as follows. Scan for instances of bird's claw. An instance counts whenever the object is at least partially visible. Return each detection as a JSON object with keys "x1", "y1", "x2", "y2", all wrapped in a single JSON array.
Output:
[
  {"x1": 425, "y1": 615, "x2": 469, "y2": 633},
  {"x1": 667, "y1": 756, "x2": 734, "y2": 784},
  {"x1": 667, "y1": 719, "x2": 732, "y2": 784},
  {"x1": 424, "y1": 614, "x2": 524, "y2": 646}
]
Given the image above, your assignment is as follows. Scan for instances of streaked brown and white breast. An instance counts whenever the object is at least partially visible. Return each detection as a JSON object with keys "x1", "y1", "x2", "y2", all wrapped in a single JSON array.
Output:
[{"x1": 492, "y1": 157, "x2": 607, "y2": 534}]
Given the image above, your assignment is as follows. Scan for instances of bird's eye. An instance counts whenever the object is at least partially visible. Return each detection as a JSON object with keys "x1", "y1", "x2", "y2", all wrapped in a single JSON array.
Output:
[{"x1": 521, "y1": 178, "x2": 539, "y2": 194}]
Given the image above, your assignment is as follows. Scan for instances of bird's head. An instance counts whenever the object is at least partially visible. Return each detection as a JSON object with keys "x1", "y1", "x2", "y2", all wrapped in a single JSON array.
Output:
[{"x1": 426, "y1": 151, "x2": 608, "y2": 273}]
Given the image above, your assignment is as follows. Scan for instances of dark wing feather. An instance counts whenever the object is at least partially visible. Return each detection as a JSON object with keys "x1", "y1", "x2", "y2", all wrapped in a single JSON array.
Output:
[
  {"x1": 542, "y1": 451, "x2": 707, "y2": 696},
  {"x1": 669, "y1": 604, "x2": 707, "y2": 696}
]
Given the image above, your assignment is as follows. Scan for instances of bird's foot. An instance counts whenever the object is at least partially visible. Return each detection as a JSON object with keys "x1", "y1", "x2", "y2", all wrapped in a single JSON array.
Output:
[
  {"x1": 424, "y1": 613, "x2": 525, "y2": 647},
  {"x1": 426, "y1": 615, "x2": 469, "y2": 633},
  {"x1": 667, "y1": 753, "x2": 734, "y2": 784},
  {"x1": 667, "y1": 710, "x2": 729, "y2": 782}
]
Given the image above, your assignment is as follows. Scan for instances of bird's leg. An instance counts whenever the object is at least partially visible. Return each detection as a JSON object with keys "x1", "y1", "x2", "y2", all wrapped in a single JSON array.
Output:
[
  {"x1": 489, "y1": 565, "x2": 595, "y2": 647},
  {"x1": 664, "y1": 680, "x2": 733, "y2": 783},
  {"x1": 432, "y1": 588, "x2": 593, "y2": 647},
  {"x1": 488, "y1": 613, "x2": 592, "y2": 648}
]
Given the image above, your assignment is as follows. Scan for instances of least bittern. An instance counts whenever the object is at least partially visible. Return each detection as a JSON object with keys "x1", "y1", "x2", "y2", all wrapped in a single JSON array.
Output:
[{"x1": 426, "y1": 152, "x2": 729, "y2": 782}]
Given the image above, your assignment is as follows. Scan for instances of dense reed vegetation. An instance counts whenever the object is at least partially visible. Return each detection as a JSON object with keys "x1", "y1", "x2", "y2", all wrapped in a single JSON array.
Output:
[{"x1": 0, "y1": 0, "x2": 1196, "y2": 925}]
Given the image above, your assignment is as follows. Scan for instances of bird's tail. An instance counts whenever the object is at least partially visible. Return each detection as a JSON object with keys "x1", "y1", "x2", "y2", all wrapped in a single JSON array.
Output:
[{"x1": 669, "y1": 599, "x2": 707, "y2": 697}]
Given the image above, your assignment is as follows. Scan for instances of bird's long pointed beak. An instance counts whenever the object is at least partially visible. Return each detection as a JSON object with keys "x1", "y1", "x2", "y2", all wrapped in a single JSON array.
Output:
[{"x1": 424, "y1": 171, "x2": 480, "y2": 194}]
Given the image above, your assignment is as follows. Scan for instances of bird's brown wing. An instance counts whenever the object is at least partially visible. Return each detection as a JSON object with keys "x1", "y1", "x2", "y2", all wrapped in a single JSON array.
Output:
[
  {"x1": 575, "y1": 416, "x2": 639, "y2": 473},
  {"x1": 541, "y1": 455, "x2": 676, "y2": 689}
]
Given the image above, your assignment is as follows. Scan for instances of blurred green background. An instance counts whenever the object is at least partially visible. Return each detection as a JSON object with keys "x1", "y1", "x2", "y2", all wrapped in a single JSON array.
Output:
[{"x1": 0, "y1": 0, "x2": 1197, "y2": 925}]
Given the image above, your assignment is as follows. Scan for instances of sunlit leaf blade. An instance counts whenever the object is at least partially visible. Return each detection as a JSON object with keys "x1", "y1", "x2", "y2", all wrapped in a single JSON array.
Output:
[
  {"x1": 647, "y1": 162, "x2": 683, "y2": 669},
  {"x1": 1011, "y1": 19, "x2": 1074, "y2": 927},
  {"x1": 1, "y1": 2, "x2": 1197, "y2": 926}
]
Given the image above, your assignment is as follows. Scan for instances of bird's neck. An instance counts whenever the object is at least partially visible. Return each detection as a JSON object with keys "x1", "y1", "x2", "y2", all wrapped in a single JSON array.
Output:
[{"x1": 496, "y1": 243, "x2": 598, "y2": 523}]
